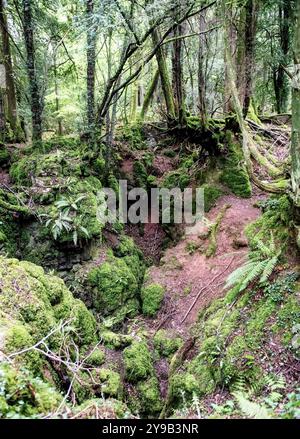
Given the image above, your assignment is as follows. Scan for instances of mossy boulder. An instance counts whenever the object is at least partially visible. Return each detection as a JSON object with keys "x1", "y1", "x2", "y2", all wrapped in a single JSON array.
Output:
[
  {"x1": 88, "y1": 256, "x2": 139, "y2": 316},
  {"x1": 95, "y1": 369, "x2": 122, "y2": 399},
  {"x1": 141, "y1": 284, "x2": 165, "y2": 317},
  {"x1": 137, "y1": 377, "x2": 163, "y2": 416},
  {"x1": 0, "y1": 256, "x2": 97, "y2": 371},
  {"x1": 153, "y1": 330, "x2": 183, "y2": 357},
  {"x1": 0, "y1": 362, "x2": 62, "y2": 419},
  {"x1": 123, "y1": 341, "x2": 154, "y2": 382}
]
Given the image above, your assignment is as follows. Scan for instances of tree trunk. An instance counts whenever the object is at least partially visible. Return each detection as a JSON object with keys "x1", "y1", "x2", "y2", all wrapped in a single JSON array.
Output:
[
  {"x1": 291, "y1": 0, "x2": 300, "y2": 247},
  {"x1": 274, "y1": 0, "x2": 291, "y2": 114},
  {"x1": 152, "y1": 28, "x2": 176, "y2": 121},
  {"x1": 198, "y1": 10, "x2": 207, "y2": 125},
  {"x1": 242, "y1": 0, "x2": 258, "y2": 117},
  {"x1": 53, "y1": 52, "x2": 63, "y2": 136},
  {"x1": 172, "y1": 7, "x2": 186, "y2": 125},
  {"x1": 22, "y1": 0, "x2": 42, "y2": 143},
  {"x1": 0, "y1": 0, "x2": 20, "y2": 139},
  {"x1": 140, "y1": 68, "x2": 159, "y2": 120},
  {"x1": 86, "y1": 0, "x2": 96, "y2": 137}
]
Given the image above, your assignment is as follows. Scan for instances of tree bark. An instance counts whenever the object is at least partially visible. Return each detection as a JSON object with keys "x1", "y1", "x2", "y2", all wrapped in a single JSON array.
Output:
[
  {"x1": 22, "y1": 0, "x2": 43, "y2": 143},
  {"x1": 291, "y1": 0, "x2": 300, "y2": 238},
  {"x1": 140, "y1": 68, "x2": 159, "y2": 120},
  {"x1": 198, "y1": 10, "x2": 207, "y2": 125},
  {"x1": 274, "y1": 0, "x2": 291, "y2": 114},
  {"x1": 0, "y1": 0, "x2": 20, "y2": 138},
  {"x1": 86, "y1": 0, "x2": 96, "y2": 137},
  {"x1": 172, "y1": 5, "x2": 186, "y2": 125},
  {"x1": 152, "y1": 28, "x2": 176, "y2": 121}
]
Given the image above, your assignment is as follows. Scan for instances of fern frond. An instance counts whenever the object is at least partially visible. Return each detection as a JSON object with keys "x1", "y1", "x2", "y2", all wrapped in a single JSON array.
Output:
[
  {"x1": 233, "y1": 392, "x2": 272, "y2": 419},
  {"x1": 224, "y1": 261, "x2": 257, "y2": 290},
  {"x1": 259, "y1": 255, "x2": 279, "y2": 284},
  {"x1": 239, "y1": 260, "x2": 268, "y2": 291}
]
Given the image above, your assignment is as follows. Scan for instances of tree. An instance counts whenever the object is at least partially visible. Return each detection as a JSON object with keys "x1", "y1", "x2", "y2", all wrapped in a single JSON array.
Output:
[
  {"x1": 22, "y1": 0, "x2": 43, "y2": 142},
  {"x1": 86, "y1": 0, "x2": 97, "y2": 138},
  {"x1": 0, "y1": 0, "x2": 21, "y2": 140},
  {"x1": 291, "y1": 0, "x2": 300, "y2": 246},
  {"x1": 274, "y1": 0, "x2": 292, "y2": 114}
]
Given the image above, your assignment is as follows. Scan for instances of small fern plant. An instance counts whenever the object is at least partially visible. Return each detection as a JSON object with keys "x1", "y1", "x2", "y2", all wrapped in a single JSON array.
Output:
[{"x1": 225, "y1": 233, "x2": 281, "y2": 294}]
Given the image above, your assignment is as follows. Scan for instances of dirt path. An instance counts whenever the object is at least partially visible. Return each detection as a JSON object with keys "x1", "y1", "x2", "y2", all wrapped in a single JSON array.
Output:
[{"x1": 137, "y1": 189, "x2": 266, "y2": 336}]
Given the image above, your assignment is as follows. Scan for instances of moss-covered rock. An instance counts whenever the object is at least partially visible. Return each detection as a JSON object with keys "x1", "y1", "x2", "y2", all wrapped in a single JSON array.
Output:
[
  {"x1": 141, "y1": 284, "x2": 165, "y2": 317},
  {"x1": 0, "y1": 256, "x2": 97, "y2": 370},
  {"x1": 88, "y1": 256, "x2": 139, "y2": 316},
  {"x1": 95, "y1": 369, "x2": 122, "y2": 399},
  {"x1": 0, "y1": 362, "x2": 62, "y2": 419},
  {"x1": 137, "y1": 377, "x2": 163, "y2": 416},
  {"x1": 86, "y1": 348, "x2": 106, "y2": 367},
  {"x1": 123, "y1": 341, "x2": 154, "y2": 382},
  {"x1": 153, "y1": 330, "x2": 183, "y2": 357}
]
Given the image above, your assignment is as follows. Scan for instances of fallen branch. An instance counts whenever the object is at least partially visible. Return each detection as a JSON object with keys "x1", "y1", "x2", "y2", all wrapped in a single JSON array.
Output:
[{"x1": 206, "y1": 204, "x2": 231, "y2": 258}]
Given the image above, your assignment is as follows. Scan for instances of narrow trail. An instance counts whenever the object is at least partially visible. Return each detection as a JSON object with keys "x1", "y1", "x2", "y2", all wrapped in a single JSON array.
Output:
[{"x1": 145, "y1": 190, "x2": 266, "y2": 333}]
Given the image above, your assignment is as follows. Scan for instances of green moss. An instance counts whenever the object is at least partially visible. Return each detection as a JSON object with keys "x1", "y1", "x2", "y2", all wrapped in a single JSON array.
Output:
[
  {"x1": 124, "y1": 341, "x2": 154, "y2": 382},
  {"x1": 220, "y1": 131, "x2": 252, "y2": 198},
  {"x1": 141, "y1": 284, "x2": 165, "y2": 317},
  {"x1": 245, "y1": 196, "x2": 292, "y2": 248},
  {"x1": 88, "y1": 256, "x2": 139, "y2": 315},
  {"x1": 121, "y1": 123, "x2": 146, "y2": 149},
  {"x1": 0, "y1": 256, "x2": 97, "y2": 360},
  {"x1": 137, "y1": 377, "x2": 163, "y2": 416},
  {"x1": 273, "y1": 295, "x2": 300, "y2": 345},
  {"x1": 0, "y1": 362, "x2": 61, "y2": 418},
  {"x1": 153, "y1": 330, "x2": 183, "y2": 357},
  {"x1": 245, "y1": 299, "x2": 277, "y2": 349},
  {"x1": 86, "y1": 349, "x2": 106, "y2": 367},
  {"x1": 0, "y1": 146, "x2": 10, "y2": 166},
  {"x1": 203, "y1": 184, "x2": 223, "y2": 212},
  {"x1": 72, "y1": 398, "x2": 130, "y2": 419},
  {"x1": 101, "y1": 331, "x2": 133, "y2": 350},
  {"x1": 133, "y1": 161, "x2": 148, "y2": 188},
  {"x1": 97, "y1": 369, "x2": 122, "y2": 398}
]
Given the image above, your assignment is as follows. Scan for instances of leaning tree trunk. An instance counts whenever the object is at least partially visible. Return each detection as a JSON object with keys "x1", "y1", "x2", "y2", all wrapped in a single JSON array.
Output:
[
  {"x1": 140, "y1": 68, "x2": 159, "y2": 120},
  {"x1": 152, "y1": 28, "x2": 176, "y2": 121},
  {"x1": 22, "y1": 0, "x2": 43, "y2": 143},
  {"x1": 86, "y1": 0, "x2": 96, "y2": 140},
  {"x1": 0, "y1": 0, "x2": 21, "y2": 139},
  {"x1": 291, "y1": 0, "x2": 300, "y2": 247}
]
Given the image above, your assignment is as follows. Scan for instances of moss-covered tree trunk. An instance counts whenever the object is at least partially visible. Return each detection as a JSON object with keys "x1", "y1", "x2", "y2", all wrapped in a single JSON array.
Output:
[
  {"x1": 291, "y1": 0, "x2": 300, "y2": 246},
  {"x1": 152, "y1": 28, "x2": 176, "y2": 121},
  {"x1": 22, "y1": 0, "x2": 43, "y2": 143},
  {"x1": 198, "y1": 9, "x2": 207, "y2": 125},
  {"x1": 140, "y1": 68, "x2": 159, "y2": 120},
  {"x1": 274, "y1": 0, "x2": 291, "y2": 114},
  {"x1": 86, "y1": 0, "x2": 96, "y2": 140},
  {"x1": 22, "y1": 0, "x2": 42, "y2": 143},
  {"x1": 0, "y1": 0, "x2": 22, "y2": 141},
  {"x1": 172, "y1": 4, "x2": 186, "y2": 125}
]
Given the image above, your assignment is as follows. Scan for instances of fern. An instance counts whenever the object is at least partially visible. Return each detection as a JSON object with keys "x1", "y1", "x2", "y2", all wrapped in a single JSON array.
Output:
[
  {"x1": 233, "y1": 392, "x2": 272, "y2": 419},
  {"x1": 224, "y1": 234, "x2": 281, "y2": 295}
]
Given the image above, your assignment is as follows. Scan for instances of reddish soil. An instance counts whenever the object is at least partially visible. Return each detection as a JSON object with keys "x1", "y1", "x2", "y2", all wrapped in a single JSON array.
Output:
[{"x1": 142, "y1": 191, "x2": 266, "y2": 334}]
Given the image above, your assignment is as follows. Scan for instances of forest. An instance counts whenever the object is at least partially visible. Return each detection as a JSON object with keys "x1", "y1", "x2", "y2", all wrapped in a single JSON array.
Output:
[{"x1": 0, "y1": 0, "x2": 299, "y2": 421}]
